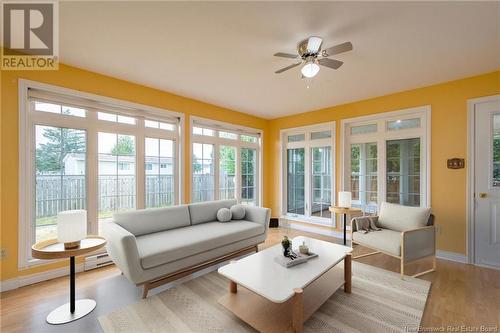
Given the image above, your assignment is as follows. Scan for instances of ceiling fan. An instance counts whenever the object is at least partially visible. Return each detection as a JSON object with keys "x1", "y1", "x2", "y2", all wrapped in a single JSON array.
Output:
[{"x1": 274, "y1": 37, "x2": 353, "y2": 78}]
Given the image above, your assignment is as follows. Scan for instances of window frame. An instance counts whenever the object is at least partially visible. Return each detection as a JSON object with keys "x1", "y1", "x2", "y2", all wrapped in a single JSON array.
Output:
[
  {"x1": 189, "y1": 116, "x2": 262, "y2": 205},
  {"x1": 341, "y1": 105, "x2": 431, "y2": 212},
  {"x1": 18, "y1": 79, "x2": 184, "y2": 269},
  {"x1": 279, "y1": 122, "x2": 336, "y2": 226}
]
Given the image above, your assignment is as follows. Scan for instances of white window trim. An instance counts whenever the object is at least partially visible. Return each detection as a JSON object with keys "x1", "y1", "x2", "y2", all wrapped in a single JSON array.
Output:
[
  {"x1": 340, "y1": 105, "x2": 431, "y2": 210},
  {"x1": 189, "y1": 116, "x2": 263, "y2": 205},
  {"x1": 279, "y1": 121, "x2": 336, "y2": 226},
  {"x1": 18, "y1": 79, "x2": 185, "y2": 269}
]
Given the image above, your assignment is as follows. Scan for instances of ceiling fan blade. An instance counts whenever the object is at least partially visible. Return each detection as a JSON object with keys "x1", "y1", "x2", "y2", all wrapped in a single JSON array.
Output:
[
  {"x1": 322, "y1": 42, "x2": 353, "y2": 57},
  {"x1": 275, "y1": 61, "x2": 302, "y2": 74},
  {"x1": 307, "y1": 36, "x2": 323, "y2": 53},
  {"x1": 318, "y1": 58, "x2": 343, "y2": 70},
  {"x1": 274, "y1": 52, "x2": 299, "y2": 59}
]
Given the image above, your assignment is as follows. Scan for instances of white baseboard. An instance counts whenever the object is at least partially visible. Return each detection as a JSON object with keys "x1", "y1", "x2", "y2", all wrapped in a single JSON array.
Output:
[
  {"x1": 436, "y1": 250, "x2": 468, "y2": 264},
  {"x1": 0, "y1": 263, "x2": 84, "y2": 293}
]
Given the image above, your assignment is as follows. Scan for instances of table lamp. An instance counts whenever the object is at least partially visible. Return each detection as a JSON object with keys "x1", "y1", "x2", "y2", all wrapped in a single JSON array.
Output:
[
  {"x1": 338, "y1": 191, "x2": 352, "y2": 208},
  {"x1": 57, "y1": 210, "x2": 87, "y2": 249}
]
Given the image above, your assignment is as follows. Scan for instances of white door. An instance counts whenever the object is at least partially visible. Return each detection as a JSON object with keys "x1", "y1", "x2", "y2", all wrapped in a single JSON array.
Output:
[{"x1": 474, "y1": 97, "x2": 500, "y2": 268}]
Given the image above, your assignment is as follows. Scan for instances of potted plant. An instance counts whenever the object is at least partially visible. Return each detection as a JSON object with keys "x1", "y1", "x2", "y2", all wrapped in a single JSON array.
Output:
[{"x1": 281, "y1": 236, "x2": 292, "y2": 257}]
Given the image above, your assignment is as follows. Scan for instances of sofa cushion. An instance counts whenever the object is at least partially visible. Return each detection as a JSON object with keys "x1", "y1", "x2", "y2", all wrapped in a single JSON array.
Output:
[
  {"x1": 136, "y1": 220, "x2": 265, "y2": 269},
  {"x1": 188, "y1": 199, "x2": 237, "y2": 225},
  {"x1": 230, "y1": 204, "x2": 246, "y2": 220},
  {"x1": 113, "y1": 205, "x2": 190, "y2": 236},
  {"x1": 352, "y1": 228, "x2": 402, "y2": 256},
  {"x1": 378, "y1": 202, "x2": 431, "y2": 232},
  {"x1": 217, "y1": 208, "x2": 232, "y2": 222}
]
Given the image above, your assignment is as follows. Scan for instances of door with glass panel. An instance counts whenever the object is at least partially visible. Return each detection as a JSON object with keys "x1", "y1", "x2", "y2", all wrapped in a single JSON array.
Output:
[
  {"x1": 474, "y1": 98, "x2": 500, "y2": 268},
  {"x1": 311, "y1": 147, "x2": 332, "y2": 218},
  {"x1": 241, "y1": 148, "x2": 257, "y2": 205},
  {"x1": 287, "y1": 148, "x2": 305, "y2": 215},
  {"x1": 98, "y1": 132, "x2": 136, "y2": 232},
  {"x1": 34, "y1": 125, "x2": 87, "y2": 243},
  {"x1": 350, "y1": 142, "x2": 378, "y2": 211}
]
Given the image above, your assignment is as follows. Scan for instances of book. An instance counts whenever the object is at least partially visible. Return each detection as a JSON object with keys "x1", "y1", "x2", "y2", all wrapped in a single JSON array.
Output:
[{"x1": 274, "y1": 251, "x2": 318, "y2": 268}]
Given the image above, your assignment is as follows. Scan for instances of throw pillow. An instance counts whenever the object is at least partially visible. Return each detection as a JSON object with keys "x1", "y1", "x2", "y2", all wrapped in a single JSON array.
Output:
[
  {"x1": 217, "y1": 208, "x2": 232, "y2": 222},
  {"x1": 230, "y1": 204, "x2": 246, "y2": 220}
]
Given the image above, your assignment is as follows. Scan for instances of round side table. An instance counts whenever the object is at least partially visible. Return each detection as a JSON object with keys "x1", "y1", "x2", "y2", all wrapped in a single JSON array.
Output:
[
  {"x1": 32, "y1": 236, "x2": 106, "y2": 325},
  {"x1": 329, "y1": 207, "x2": 362, "y2": 245}
]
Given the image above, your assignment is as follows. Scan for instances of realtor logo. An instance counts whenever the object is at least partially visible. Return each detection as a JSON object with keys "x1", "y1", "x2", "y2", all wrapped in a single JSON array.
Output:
[{"x1": 1, "y1": 1, "x2": 59, "y2": 70}]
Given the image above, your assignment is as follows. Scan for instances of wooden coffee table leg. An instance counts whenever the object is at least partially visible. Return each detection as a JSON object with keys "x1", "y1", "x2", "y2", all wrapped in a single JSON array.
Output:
[
  {"x1": 229, "y1": 280, "x2": 237, "y2": 293},
  {"x1": 292, "y1": 288, "x2": 303, "y2": 333},
  {"x1": 344, "y1": 253, "x2": 352, "y2": 293}
]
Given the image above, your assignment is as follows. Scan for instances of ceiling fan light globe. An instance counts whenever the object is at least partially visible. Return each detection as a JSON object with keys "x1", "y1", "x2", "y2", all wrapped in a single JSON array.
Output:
[{"x1": 301, "y1": 62, "x2": 320, "y2": 78}]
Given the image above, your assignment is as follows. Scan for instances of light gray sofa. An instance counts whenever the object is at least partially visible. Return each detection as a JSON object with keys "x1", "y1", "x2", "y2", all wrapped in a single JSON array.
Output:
[
  {"x1": 351, "y1": 202, "x2": 436, "y2": 279},
  {"x1": 102, "y1": 199, "x2": 270, "y2": 297}
]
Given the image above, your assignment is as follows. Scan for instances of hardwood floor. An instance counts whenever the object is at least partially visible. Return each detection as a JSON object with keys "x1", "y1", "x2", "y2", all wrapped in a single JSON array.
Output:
[{"x1": 1, "y1": 227, "x2": 499, "y2": 332}]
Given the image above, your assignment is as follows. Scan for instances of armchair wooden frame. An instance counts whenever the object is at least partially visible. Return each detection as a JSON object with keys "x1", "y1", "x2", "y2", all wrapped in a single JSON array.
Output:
[{"x1": 351, "y1": 221, "x2": 436, "y2": 279}]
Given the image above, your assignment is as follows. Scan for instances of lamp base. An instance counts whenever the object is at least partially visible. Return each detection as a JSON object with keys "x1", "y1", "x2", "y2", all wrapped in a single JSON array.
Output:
[{"x1": 64, "y1": 241, "x2": 81, "y2": 250}]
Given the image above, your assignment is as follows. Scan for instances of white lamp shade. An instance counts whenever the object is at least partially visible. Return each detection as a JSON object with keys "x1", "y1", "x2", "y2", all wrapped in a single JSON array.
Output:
[
  {"x1": 57, "y1": 210, "x2": 87, "y2": 243},
  {"x1": 301, "y1": 62, "x2": 320, "y2": 78},
  {"x1": 338, "y1": 191, "x2": 352, "y2": 208}
]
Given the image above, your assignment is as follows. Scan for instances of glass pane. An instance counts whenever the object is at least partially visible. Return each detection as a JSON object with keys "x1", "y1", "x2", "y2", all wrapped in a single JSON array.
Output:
[
  {"x1": 98, "y1": 132, "x2": 136, "y2": 233},
  {"x1": 145, "y1": 138, "x2": 175, "y2": 208},
  {"x1": 159, "y1": 122, "x2": 175, "y2": 131},
  {"x1": 117, "y1": 115, "x2": 136, "y2": 125},
  {"x1": 288, "y1": 134, "x2": 305, "y2": 142},
  {"x1": 219, "y1": 131, "x2": 237, "y2": 140},
  {"x1": 287, "y1": 148, "x2": 305, "y2": 215},
  {"x1": 493, "y1": 114, "x2": 500, "y2": 186},
  {"x1": 386, "y1": 138, "x2": 420, "y2": 206},
  {"x1": 145, "y1": 120, "x2": 159, "y2": 128},
  {"x1": 311, "y1": 147, "x2": 332, "y2": 218},
  {"x1": 241, "y1": 148, "x2": 257, "y2": 205},
  {"x1": 34, "y1": 102, "x2": 61, "y2": 114},
  {"x1": 350, "y1": 142, "x2": 377, "y2": 208},
  {"x1": 35, "y1": 125, "x2": 86, "y2": 244},
  {"x1": 311, "y1": 130, "x2": 331, "y2": 140},
  {"x1": 241, "y1": 135, "x2": 257, "y2": 143},
  {"x1": 98, "y1": 112, "x2": 117, "y2": 122},
  {"x1": 387, "y1": 118, "x2": 421, "y2": 131},
  {"x1": 219, "y1": 146, "x2": 236, "y2": 200},
  {"x1": 192, "y1": 143, "x2": 214, "y2": 202},
  {"x1": 61, "y1": 105, "x2": 86, "y2": 117},
  {"x1": 350, "y1": 124, "x2": 377, "y2": 135}
]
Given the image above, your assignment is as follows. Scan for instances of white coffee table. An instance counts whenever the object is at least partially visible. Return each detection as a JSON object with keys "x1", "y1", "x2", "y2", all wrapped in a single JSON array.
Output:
[{"x1": 218, "y1": 236, "x2": 352, "y2": 333}]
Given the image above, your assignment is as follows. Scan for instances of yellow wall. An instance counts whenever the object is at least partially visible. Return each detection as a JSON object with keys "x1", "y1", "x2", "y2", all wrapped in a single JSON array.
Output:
[
  {"x1": 0, "y1": 64, "x2": 268, "y2": 281},
  {"x1": 266, "y1": 71, "x2": 500, "y2": 255},
  {"x1": 1, "y1": 65, "x2": 498, "y2": 283}
]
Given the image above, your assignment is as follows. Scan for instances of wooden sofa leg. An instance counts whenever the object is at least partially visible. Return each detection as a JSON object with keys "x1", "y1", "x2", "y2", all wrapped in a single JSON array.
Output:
[
  {"x1": 142, "y1": 283, "x2": 150, "y2": 299},
  {"x1": 255, "y1": 245, "x2": 259, "y2": 253},
  {"x1": 400, "y1": 259, "x2": 405, "y2": 279}
]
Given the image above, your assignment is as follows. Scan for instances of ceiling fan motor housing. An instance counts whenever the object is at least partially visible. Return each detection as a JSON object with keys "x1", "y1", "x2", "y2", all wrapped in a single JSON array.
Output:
[{"x1": 297, "y1": 39, "x2": 318, "y2": 58}]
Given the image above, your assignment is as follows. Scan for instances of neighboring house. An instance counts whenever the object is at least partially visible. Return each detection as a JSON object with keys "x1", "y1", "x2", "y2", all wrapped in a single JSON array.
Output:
[{"x1": 63, "y1": 153, "x2": 173, "y2": 175}]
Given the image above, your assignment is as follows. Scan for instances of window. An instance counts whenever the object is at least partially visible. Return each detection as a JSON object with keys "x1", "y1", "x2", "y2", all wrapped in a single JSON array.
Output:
[
  {"x1": 191, "y1": 118, "x2": 261, "y2": 205},
  {"x1": 35, "y1": 125, "x2": 87, "y2": 243},
  {"x1": 282, "y1": 124, "x2": 334, "y2": 224},
  {"x1": 343, "y1": 107, "x2": 430, "y2": 212},
  {"x1": 145, "y1": 138, "x2": 175, "y2": 208},
  {"x1": 20, "y1": 82, "x2": 182, "y2": 267},
  {"x1": 493, "y1": 114, "x2": 500, "y2": 187}
]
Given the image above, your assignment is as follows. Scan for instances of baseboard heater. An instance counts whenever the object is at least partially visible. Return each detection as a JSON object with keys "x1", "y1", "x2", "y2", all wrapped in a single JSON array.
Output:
[{"x1": 84, "y1": 253, "x2": 113, "y2": 271}]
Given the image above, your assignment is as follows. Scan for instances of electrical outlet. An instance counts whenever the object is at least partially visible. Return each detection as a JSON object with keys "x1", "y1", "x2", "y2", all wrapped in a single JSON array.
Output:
[{"x1": 0, "y1": 248, "x2": 7, "y2": 259}]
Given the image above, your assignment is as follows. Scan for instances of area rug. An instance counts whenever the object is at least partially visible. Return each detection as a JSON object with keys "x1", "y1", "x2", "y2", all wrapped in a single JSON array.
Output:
[{"x1": 99, "y1": 262, "x2": 431, "y2": 333}]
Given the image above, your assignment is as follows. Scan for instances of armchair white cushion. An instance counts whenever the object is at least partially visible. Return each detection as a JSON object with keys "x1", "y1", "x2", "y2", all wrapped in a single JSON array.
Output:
[{"x1": 351, "y1": 202, "x2": 436, "y2": 279}]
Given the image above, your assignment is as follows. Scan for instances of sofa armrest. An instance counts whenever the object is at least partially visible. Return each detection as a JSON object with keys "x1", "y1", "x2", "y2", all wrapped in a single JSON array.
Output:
[
  {"x1": 244, "y1": 206, "x2": 271, "y2": 233},
  {"x1": 102, "y1": 221, "x2": 142, "y2": 283},
  {"x1": 402, "y1": 226, "x2": 436, "y2": 262}
]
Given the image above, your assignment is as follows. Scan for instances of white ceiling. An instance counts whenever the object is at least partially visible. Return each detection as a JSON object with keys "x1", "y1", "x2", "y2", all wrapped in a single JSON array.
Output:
[{"x1": 59, "y1": 2, "x2": 500, "y2": 119}]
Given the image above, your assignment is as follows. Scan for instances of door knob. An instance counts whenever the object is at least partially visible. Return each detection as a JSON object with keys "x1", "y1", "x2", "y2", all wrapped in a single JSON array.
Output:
[{"x1": 479, "y1": 193, "x2": 487, "y2": 198}]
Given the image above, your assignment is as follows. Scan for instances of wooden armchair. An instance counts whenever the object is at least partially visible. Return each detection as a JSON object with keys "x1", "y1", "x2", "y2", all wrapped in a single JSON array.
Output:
[{"x1": 351, "y1": 202, "x2": 436, "y2": 279}]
